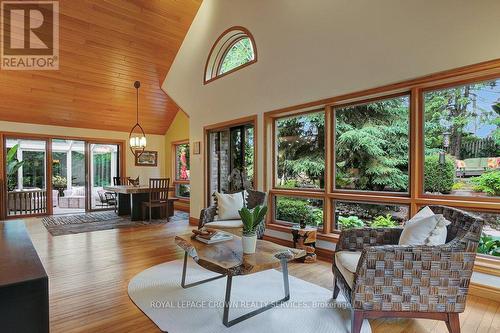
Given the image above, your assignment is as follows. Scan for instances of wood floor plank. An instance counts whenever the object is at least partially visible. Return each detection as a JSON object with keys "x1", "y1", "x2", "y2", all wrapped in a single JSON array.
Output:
[{"x1": 8, "y1": 215, "x2": 497, "y2": 333}]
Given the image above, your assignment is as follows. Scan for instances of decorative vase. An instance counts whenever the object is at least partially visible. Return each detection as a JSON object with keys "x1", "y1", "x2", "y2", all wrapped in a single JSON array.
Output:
[{"x1": 242, "y1": 234, "x2": 257, "y2": 254}]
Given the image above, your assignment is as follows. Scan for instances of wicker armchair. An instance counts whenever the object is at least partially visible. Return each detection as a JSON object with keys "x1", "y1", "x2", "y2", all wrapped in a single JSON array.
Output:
[
  {"x1": 198, "y1": 189, "x2": 267, "y2": 238},
  {"x1": 332, "y1": 205, "x2": 484, "y2": 333}
]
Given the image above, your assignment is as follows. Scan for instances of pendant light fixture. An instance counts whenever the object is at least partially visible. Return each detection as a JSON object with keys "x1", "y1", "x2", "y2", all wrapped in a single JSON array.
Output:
[{"x1": 129, "y1": 81, "x2": 147, "y2": 158}]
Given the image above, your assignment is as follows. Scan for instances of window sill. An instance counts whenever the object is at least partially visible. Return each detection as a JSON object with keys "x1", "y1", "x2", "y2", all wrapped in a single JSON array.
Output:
[{"x1": 474, "y1": 255, "x2": 500, "y2": 277}]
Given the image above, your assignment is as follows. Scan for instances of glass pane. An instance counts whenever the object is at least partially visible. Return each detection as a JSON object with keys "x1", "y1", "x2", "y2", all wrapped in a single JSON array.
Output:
[
  {"x1": 335, "y1": 95, "x2": 410, "y2": 192},
  {"x1": 175, "y1": 143, "x2": 190, "y2": 181},
  {"x1": 276, "y1": 111, "x2": 325, "y2": 189},
  {"x1": 219, "y1": 37, "x2": 254, "y2": 75},
  {"x1": 275, "y1": 196, "x2": 324, "y2": 228},
  {"x1": 466, "y1": 210, "x2": 500, "y2": 258},
  {"x1": 175, "y1": 184, "x2": 191, "y2": 198},
  {"x1": 333, "y1": 200, "x2": 409, "y2": 230},
  {"x1": 245, "y1": 126, "x2": 254, "y2": 182},
  {"x1": 424, "y1": 78, "x2": 500, "y2": 197},
  {"x1": 208, "y1": 124, "x2": 255, "y2": 202},
  {"x1": 5, "y1": 138, "x2": 47, "y2": 216},
  {"x1": 52, "y1": 139, "x2": 86, "y2": 214},
  {"x1": 22, "y1": 150, "x2": 46, "y2": 189},
  {"x1": 90, "y1": 144, "x2": 119, "y2": 210}
]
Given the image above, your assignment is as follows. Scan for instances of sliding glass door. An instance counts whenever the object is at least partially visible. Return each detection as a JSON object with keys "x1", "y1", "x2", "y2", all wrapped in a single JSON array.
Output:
[
  {"x1": 5, "y1": 137, "x2": 48, "y2": 217},
  {"x1": 89, "y1": 143, "x2": 120, "y2": 210},
  {"x1": 52, "y1": 139, "x2": 86, "y2": 214}
]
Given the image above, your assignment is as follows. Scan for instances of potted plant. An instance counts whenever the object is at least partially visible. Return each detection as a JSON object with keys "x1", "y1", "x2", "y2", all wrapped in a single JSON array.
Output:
[
  {"x1": 238, "y1": 205, "x2": 268, "y2": 254},
  {"x1": 52, "y1": 175, "x2": 67, "y2": 196}
]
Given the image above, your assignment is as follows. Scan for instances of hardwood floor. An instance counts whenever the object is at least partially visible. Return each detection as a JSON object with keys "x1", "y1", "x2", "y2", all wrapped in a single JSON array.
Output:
[{"x1": 13, "y1": 215, "x2": 499, "y2": 333}]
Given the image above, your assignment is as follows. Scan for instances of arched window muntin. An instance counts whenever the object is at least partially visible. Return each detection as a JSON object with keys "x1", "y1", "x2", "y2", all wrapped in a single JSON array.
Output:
[{"x1": 204, "y1": 26, "x2": 257, "y2": 84}]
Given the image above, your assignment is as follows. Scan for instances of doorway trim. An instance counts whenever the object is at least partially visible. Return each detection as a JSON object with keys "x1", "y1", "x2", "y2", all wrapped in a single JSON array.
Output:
[{"x1": 0, "y1": 131, "x2": 125, "y2": 220}]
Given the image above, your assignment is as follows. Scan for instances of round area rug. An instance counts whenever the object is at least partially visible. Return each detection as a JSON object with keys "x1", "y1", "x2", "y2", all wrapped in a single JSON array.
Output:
[{"x1": 128, "y1": 259, "x2": 371, "y2": 333}]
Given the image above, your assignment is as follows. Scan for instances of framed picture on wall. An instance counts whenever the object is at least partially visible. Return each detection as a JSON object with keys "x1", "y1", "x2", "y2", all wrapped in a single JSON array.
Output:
[
  {"x1": 193, "y1": 141, "x2": 201, "y2": 155},
  {"x1": 135, "y1": 150, "x2": 158, "y2": 167}
]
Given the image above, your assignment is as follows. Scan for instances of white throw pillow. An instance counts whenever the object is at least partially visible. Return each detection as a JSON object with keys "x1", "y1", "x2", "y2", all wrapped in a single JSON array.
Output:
[
  {"x1": 426, "y1": 215, "x2": 451, "y2": 245},
  {"x1": 399, "y1": 206, "x2": 440, "y2": 246},
  {"x1": 214, "y1": 191, "x2": 246, "y2": 220}
]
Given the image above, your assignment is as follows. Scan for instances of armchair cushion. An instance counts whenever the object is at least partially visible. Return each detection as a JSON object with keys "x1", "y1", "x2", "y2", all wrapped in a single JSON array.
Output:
[
  {"x1": 399, "y1": 206, "x2": 442, "y2": 245},
  {"x1": 335, "y1": 251, "x2": 361, "y2": 288},
  {"x1": 214, "y1": 191, "x2": 245, "y2": 220}
]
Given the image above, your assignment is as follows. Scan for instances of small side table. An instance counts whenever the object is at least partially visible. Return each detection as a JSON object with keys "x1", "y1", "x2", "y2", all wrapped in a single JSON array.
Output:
[{"x1": 291, "y1": 227, "x2": 317, "y2": 263}]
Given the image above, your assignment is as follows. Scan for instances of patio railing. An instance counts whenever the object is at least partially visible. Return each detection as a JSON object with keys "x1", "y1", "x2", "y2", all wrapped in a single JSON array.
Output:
[{"x1": 7, "y1": 190, "x2": 47, "y2": 216}]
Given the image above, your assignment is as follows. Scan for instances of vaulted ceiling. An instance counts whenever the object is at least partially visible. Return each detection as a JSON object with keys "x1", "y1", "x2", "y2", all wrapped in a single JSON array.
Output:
[{"x1": 0, "y1": 0, "x2": 201, "y2": 134}]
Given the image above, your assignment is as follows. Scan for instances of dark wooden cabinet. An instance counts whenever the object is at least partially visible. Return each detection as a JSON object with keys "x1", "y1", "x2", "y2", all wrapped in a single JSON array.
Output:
[{"x1": 0, "y1": 221, "x2": 49, "y2": 333}]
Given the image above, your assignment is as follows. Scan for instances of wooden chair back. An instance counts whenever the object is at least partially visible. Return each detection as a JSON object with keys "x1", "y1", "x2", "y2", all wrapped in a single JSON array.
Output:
[
  {"x1": 148, "y1": 178, "x2": 170, "y2": 202},
  {"x1": 113, "y1": 176, "x2": 131, "y2": 186}
]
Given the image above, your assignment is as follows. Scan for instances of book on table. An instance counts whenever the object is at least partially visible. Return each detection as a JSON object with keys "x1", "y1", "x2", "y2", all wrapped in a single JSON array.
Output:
[{"x1": 196, "y1": 231, "x2": 233, "y2": 244}]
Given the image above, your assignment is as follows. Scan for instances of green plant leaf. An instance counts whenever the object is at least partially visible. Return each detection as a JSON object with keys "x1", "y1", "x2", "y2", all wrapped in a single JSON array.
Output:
[{"x1": 6, "y1": 144, "x2": 19, "y2": 162}]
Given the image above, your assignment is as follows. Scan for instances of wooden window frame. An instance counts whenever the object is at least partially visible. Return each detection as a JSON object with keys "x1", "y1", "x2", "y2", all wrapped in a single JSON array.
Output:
[
  {"x1": 171, "y1": 139, "x2": 190, "y2": 202},
  {"x1": 263, "y1": 59, "x2": 500, "y2": 258},
  {"x1": 204, "y1": 26, "x2": 257, "y2": 85},
  {"x1": 330, "y1": 92, "x2": 413, "y2": 197}
]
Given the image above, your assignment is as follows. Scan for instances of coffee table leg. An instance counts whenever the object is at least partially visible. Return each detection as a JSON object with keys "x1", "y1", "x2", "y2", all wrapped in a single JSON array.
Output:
[
  {"x1": 180, "y1": 252, "x2": 225, "y2": 288},
  {"x1": 222, "y1": 258, "x2": 290, "y2": 327}
]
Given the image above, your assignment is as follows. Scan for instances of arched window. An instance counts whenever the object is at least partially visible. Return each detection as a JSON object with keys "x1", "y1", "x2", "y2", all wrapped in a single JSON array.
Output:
[{"x1": 204, "y1": 26, "x2": 257, "y2": 84}]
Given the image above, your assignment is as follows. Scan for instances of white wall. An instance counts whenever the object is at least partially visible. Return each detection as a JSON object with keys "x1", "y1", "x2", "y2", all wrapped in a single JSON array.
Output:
[
  {"x1": 163, "y1": 0, "x2": 500, "y2": 218},
  {"x1": 0, "y1": 121, "x2": 166, "y2": 183}
]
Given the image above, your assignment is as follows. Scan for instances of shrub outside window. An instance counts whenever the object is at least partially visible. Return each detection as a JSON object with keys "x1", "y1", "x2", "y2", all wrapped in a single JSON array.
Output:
[
  {"x1": 333, "y1": 200, "x2": 409, "y2": 231},
  {"x1": 334, "y1": 95, "x2": 410, "y2": 193},
  {"x1": 275, "y1": 111, "x2": 325, "y2": 189},
  {"x1": 274, "y1": 196, "x2": 324, "y2": 228}
]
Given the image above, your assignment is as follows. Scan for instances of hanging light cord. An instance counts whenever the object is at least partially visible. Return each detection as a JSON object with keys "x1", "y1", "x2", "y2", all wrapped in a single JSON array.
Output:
[{"x1": 136, "y1": 85, "x2": 139, "y2": 124}]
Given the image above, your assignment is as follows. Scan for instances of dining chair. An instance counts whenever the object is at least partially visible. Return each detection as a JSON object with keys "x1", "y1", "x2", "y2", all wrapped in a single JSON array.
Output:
[
  {"x1": 113, "y1": 176, "x2": 131, "y2": 185},
  {"x1": 97, "y1": 190, "x2": 117, "y2": 211},
  {"x1": 141, "y1": 178, "x2": 170, "y2": 221}
]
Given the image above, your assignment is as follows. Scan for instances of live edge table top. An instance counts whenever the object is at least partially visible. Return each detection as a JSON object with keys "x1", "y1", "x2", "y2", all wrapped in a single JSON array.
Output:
[{"x1": 175, "y1": 234, "x2": 306, "y2": 276}]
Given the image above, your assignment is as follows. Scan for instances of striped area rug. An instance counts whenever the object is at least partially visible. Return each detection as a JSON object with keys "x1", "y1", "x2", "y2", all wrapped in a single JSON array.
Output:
[{"x1": 42, "y1": 210, "x2": 189, "y2": 236}]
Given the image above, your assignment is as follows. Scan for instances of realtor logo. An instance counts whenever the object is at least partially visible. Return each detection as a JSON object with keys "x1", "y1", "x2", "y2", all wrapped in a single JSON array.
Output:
[{"x1": 1, "y1": 1, "x2": 59, "y2": 70}]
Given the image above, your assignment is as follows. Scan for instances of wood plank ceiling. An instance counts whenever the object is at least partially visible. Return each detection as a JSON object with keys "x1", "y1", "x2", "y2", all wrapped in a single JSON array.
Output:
[{"x1": 0, "y1": 0, "x2": 201, "y2": 135}]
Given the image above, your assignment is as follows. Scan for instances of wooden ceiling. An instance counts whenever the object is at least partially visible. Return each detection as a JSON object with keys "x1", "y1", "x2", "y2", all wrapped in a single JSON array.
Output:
[{"x1": 0, "y1": 0, "x2": 201, "y2": 135}]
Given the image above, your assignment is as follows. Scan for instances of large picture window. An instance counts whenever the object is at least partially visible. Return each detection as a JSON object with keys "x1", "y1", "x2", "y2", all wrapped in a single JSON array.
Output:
[
  {"x1": 334, "y1": 95, "x2": 410, "y2": 192},
  {"x1": 265, "y1": 64, "x2": 499, "y2": 260},
  {"x1": 423, "y1": 79, "x2": 500, "y2": 198}
]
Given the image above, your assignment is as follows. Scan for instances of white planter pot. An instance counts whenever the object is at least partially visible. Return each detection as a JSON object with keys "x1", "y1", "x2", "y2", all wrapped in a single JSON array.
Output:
[{"x1": 242, "y1": 234, "x2": 257, "y2": 254}]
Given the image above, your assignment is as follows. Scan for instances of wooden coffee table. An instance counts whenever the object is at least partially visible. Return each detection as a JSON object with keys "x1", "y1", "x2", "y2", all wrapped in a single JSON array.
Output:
[{"x1": 175, "y1": 233, "x2": 305, "y2": 327}]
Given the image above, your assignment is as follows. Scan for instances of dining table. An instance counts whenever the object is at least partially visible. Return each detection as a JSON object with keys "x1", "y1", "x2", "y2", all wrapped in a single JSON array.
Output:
[{"x1": 103, "y1": 185, "x2": 178, "y2": 221}]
